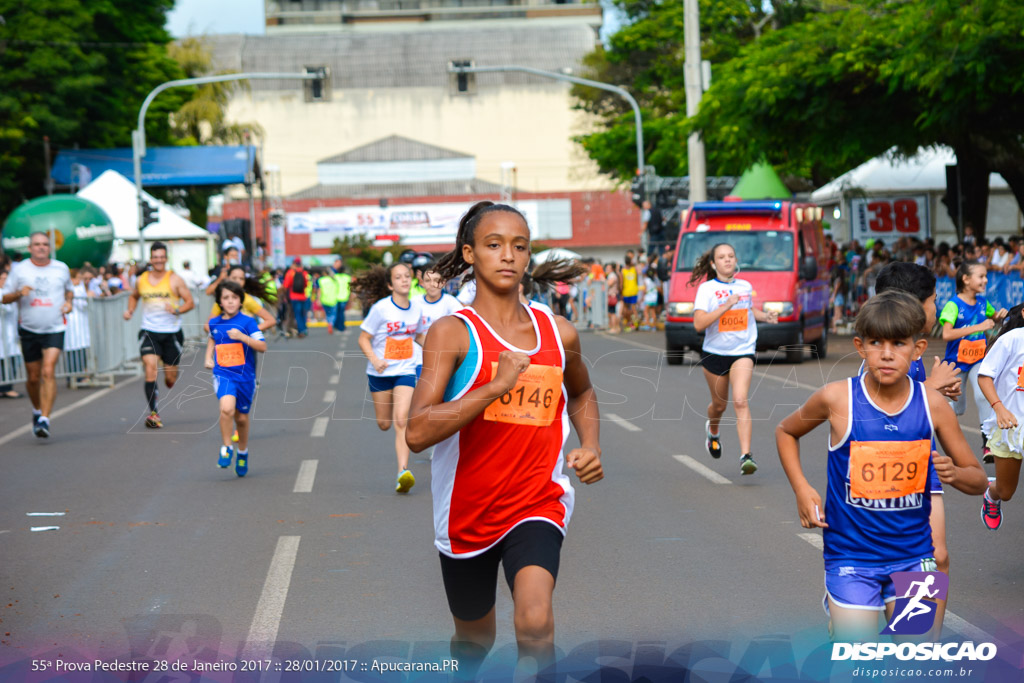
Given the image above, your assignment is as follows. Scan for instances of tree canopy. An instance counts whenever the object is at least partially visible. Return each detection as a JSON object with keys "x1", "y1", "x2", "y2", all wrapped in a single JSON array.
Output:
[
  {"x1": 576, "y1": 0, "x2": 1024, "y2": 236},
  {"x1": 0, "y1": 1, "x2": 187, "y2": 219}
]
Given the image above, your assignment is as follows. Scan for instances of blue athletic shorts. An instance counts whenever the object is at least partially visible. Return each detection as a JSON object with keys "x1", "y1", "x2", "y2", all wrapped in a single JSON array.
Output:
[
  {"x1": 623, "y1": 295, "x2": 638, "y2": 306},
  {"x1": 214, "y1": 376, "x2": 256, "y2": 414},
  {"x1": 823, "y1": 557, "x2": 937, "y2": 613},
  {"x1": 367, "y1": 372, "x2": 418, "y2": 393}
]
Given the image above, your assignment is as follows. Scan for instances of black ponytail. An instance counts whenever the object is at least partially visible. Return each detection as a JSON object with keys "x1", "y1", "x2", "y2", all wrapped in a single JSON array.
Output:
[
  {"x1": 435, "y1": 201, "x2": 526, "y2": 284},
  {"x1": 989, "y1": 303, "x2": 1024, "y2": 353},
  {"x1": 530, "y1": 259, "x2": 588, "y2": 292},
  {"x1": 352, "y1": 262, "x2": 411, "y2": 310},
  {"x1": 228, "y1": 265, "x2": 277, "y2": 305}
]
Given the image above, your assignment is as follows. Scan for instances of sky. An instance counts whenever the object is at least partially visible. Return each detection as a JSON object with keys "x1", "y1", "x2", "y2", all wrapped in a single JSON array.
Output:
[
  {"x1": 166, "y1": 0, "x2": 266, "y2": 37},
  {"x1": 166, "y1": 0, "x2": 624, "y2": 41}
]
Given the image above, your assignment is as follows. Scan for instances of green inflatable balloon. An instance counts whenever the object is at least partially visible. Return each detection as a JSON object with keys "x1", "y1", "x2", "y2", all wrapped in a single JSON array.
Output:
[{"x1": 2, "y1": 195, "x2": 114, "y2": 269}]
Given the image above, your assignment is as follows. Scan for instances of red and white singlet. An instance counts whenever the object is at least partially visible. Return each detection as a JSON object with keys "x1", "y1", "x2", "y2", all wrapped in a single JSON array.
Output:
[{"x1": 431, "y1": 305, "x2": 574, "y2": 558}]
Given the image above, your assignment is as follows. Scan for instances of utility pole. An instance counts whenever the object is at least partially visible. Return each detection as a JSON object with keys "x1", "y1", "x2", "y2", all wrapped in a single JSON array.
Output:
[{"x1": 684, "y1": 0, "x2": 707, "y2": 202}]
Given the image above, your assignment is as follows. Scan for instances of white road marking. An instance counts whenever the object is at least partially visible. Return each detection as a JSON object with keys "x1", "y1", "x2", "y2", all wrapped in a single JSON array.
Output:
[
  {"x1": 796, "y1": 533, "x2": 1003, "y2": 646},
  {"x1": 242, "y1": 535, "x2": 301, "y2": 658},
  {"x1": 606, "y1": 413, "x2": 642, "y2": 432},
  {"x1": 323, "y1": 390, "x2": 337, "y2": 403},
  {"x1": 797, "y1": 532, "x2": 823, "y2": 550},
  {"x1": 672, "y1": 455, "x2": 731, "y2": 484},
  {"x1": 329, "y1": 375, "x2": 340, "y2": 385},
  {"x1": 310, "y1": 417, "x2": 329, "y2": 437},
  {"x1": 30, "y1": 526, "x2": 60, "y2": 532},
  {"x1": 293, "y1": 460, "x2": 318, "y2": 493},
  {"x1": 335, "y1": 351, "x2": 344, "y2": 359},
  {"x1": 26, "y1": 512, "x2": 66, "y2": 517},
  {"x1": 0, "y1": 376, "x2": 141, "y2": 449}
]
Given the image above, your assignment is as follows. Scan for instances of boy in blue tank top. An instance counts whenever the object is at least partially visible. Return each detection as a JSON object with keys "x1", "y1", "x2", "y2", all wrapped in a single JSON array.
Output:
[{"x1": 776, "y1": 291, "x2": 987, "y2": 643}]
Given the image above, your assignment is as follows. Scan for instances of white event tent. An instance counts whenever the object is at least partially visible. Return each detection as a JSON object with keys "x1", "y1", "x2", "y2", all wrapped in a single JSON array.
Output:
[
  {"x1": 77, "y1": 170, "x2": 215, "y2": 274},
  {"x1": 811, "y1": 147, "x2": 1020, "y2": 243}
]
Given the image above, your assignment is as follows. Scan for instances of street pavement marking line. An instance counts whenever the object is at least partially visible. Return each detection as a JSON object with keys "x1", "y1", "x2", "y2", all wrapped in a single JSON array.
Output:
[
  {"x1": 311, "y1": 417, "x2": 329, "y2": 438},
  {"x1": 606, "y1": 413, "x2": 642, "y2": 432},
  {"x1": 335, "y1": 351, "x2": 344, "y2": 358},
  {"x1": 293, "y1": 460, "x2": 318, "y2": 493},
  {"x1": 797, "y1": 532, "x2": 824, "y2": 550},
  {"x1": 672, "y1": 455, "x2": 731, "y2": 485},
  {"x1": 323, "y1": 390, "x2": 337, "y2": 403},
  {"x1": 329, "y1": 375, "x2": 340, "y2": 384},
  {"x1": 943, "y1": 611, "x2": 1006, "y2": 649},
  {"x1": 795, "y1": 532, "x2": 1003, "y2": 647},
  {"x1": 241, "y1": 535, "x2": 301, "y2": 658},
  {"x1": 0, "y1": 375, "x2": 141, "y2": 449}
]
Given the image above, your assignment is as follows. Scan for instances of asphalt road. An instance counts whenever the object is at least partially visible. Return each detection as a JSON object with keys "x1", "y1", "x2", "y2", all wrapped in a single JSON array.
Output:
[{"x1": 0, "y1": 325, "x2": 1021, "y2": 682}]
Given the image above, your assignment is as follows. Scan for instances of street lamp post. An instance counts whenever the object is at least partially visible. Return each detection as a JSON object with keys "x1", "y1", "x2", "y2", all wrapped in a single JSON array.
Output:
[
  {"x1": 132, "y1": 71, "x2": 324, "y2": 262},
  {"x1": 446, "y1": 64, "x2": 645, "y2": 174}
]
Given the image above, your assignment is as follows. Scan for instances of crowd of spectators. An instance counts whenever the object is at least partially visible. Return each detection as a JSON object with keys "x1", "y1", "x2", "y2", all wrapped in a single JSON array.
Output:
[{"x1": 825, "y1": 225, "x2": 1024, "y2": 332}]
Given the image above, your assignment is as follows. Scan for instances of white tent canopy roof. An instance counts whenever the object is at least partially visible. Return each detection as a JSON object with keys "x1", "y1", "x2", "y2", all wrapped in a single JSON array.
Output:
[
  {"x1": 811, "y1": 146, "x2": 1009, "y2": 204},
  {"x1": 77, "y1": 170, "x2": 212, "y2": 241}
]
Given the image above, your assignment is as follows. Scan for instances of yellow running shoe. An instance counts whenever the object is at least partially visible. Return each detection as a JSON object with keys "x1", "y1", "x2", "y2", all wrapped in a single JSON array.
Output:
[{"x1": 396, "y1": 469, "x2": 415, "y2": 493}]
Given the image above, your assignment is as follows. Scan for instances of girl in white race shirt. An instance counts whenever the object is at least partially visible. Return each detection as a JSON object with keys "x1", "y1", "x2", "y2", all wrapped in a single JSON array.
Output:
[
  {"x1": 691, "y1": 243, "x2": 778, "y2": 476},
  {"x1": 414, "y1": 263, "x2": 463, "y2": 336},
  {"x1": 976, "y1": 303, "x2": 1024, "y2": 531},
  {"x1": 356, "y1": 263, "x2": 423, "y2": 493}
]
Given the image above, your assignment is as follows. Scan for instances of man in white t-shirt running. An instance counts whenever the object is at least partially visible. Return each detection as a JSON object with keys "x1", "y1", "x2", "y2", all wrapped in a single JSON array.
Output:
[{"x1": 0, "y1": 232, "x2": 73, "y2": 438}]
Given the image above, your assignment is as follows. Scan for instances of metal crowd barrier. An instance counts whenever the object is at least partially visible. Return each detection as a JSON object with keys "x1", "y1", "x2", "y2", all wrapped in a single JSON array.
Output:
[{"x1": 0, "y1": 288, "x2": 215, "y2": 389}]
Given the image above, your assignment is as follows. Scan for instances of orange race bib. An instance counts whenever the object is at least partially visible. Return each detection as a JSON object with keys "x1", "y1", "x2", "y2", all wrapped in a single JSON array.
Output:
[
  {"x1": 384, "y1": 337, "x2": 413, "y2": 360},
  {"x1": 957, "y1": 338, "x2": 986, "y2": 365},
  {"x1": 849, "y1": 439, "x2": 930, "y2": 500},
  {"x1": 719, "y1": 308, "x2": 749, "y2": 332},
  {"x1": 484, "y1": 363, "x2": 564, "y2": 427},
  {"x1": 215, "y1": 342, "x2": 245, "y2": 368}
]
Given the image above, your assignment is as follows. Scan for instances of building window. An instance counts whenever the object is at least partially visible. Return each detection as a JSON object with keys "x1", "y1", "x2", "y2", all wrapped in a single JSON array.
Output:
[
  {"x1": 448, "y1": 59, "x2": 476, "y2": 96},
  {"x1": 305, "y1": 66, "x2": 331, "y2": 102}
]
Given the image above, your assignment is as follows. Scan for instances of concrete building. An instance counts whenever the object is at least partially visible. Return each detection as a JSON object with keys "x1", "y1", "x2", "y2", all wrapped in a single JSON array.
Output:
[{"x1": 216, "y1": 0, "x2": 640, "y2": 261}]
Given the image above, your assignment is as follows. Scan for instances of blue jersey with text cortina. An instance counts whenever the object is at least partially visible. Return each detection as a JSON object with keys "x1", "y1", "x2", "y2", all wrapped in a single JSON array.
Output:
[{"x1": 824, "y1": 376, "x2": 935, "y2": 568}]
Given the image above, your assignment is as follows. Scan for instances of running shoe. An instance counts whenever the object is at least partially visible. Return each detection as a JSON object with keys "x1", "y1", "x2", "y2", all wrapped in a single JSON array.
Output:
[
  {"x1": 217, "y1": 445, "x2": 233, "y2": 468},
  {"x1": 235, "y1": 451, "x2": 248, "y2": 477},
  {"x1": 34, "y1": 417, "x2": 50, "y2": 439},
  {"x1": 982, "y1": 446, "x2": 994, "y2": 464},
  {"x1": 740, "y1": 453, "x2": 758, "y2": 475},
  {"x1": 145, "y1": 411, "x2": 162, "y2": 429},
  {"x1": 396, "y1": 469, "x2": 415, "y2": 493},
  {"x1": 231, "y1": 429, "x2": 239, "y2": 443},
  {"x1": 704, "y1": 420, "x2": 722, "y2": 459},
  {"x1": 981, "y1": 488, "x2": 1002, "y2": 531}
]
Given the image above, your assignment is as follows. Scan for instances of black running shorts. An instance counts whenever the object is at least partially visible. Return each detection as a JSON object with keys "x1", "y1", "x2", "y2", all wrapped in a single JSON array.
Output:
[
  {"x1": 139, "y1": 329, "x2": 184, "y2": 366},
  {"x1": 18, "y1": 328, "x2": 65, "y2": 364},
  {"x1": 699, "y1": 352, "x2": 755, "y2": 377},
  {"x1": 438, "y1": 521, "x2": 564, "y2": 622}
]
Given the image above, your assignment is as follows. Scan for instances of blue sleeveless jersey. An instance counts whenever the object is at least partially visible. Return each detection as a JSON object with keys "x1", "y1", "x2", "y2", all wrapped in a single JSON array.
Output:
[
  {"x1": 824, "y1": 376, "x2": 936, "y2": 568},
  {"x1": 857, "y1": 358, "x2": 940, "y2": 492},
  {"x1": 942, "y1": 294, "x2": 990, "y2": 372}
]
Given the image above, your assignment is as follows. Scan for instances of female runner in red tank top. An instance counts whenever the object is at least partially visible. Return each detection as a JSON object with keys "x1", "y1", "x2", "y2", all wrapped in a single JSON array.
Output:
[{"x1": 407, "y1": 201, "x2": 604, "y2": 679}]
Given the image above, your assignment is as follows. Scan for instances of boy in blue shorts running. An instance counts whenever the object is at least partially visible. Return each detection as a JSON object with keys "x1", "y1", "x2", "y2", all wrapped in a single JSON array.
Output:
[
  {"x1": 205, "y1": 280, "x2": 267, "y2": 477},
  {"x1": 776, "y1": 291, "x2": 986, "y2": 642}
]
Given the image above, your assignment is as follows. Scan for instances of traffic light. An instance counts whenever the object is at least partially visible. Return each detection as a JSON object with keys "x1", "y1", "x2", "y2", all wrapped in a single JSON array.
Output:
[
  {"x1": 140, "y1": 200, "x2": 158, "y2": 228},
  {"x1": 631, "y1": 174, "x2": 646, "y2": 207}
]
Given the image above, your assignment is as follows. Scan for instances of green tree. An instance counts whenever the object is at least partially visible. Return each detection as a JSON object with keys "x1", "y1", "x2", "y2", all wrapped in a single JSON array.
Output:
[
  {"x1": 691, "y1": 0, "x2": 1024, "y2": 236},
  {"x1": 0, "y1": 1, "x2": 185, "y2": 218},
  {"x1": 572, "y1": 1, "x2": 816, "y2": 180}
]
